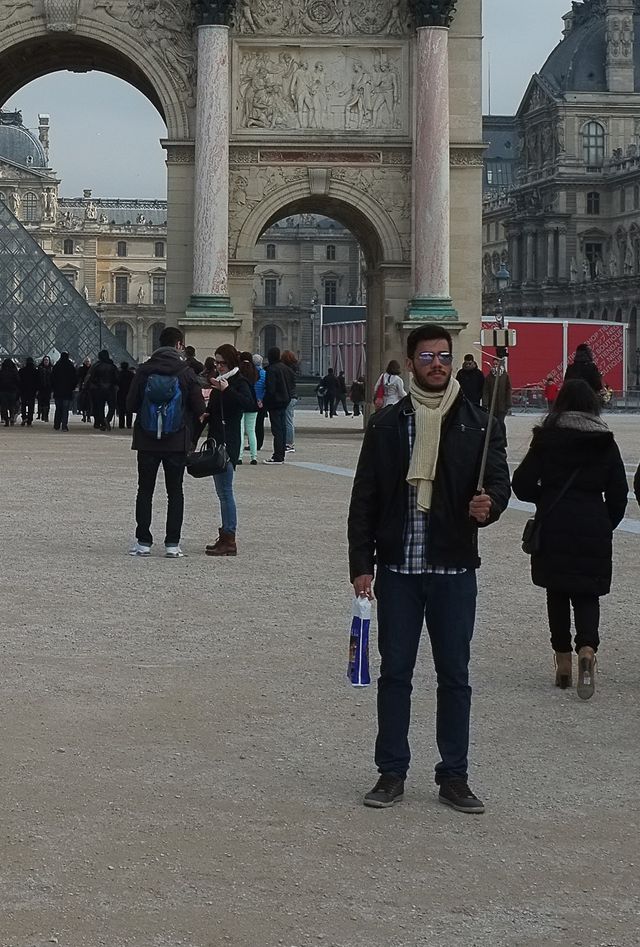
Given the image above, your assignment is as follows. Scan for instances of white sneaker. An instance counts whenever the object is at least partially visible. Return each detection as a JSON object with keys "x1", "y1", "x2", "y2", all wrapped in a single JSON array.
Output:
[
  {"x1": 129, "y1": 542, "x2": 151, "y2": 557},
  {"x1": 165, "y1": 545, "x2": 185, "y2": 558},
  {"x1": 263, "y1": 458, "x2": 284, "y2": 464},
  {"x1": 285, "y1": 446, "x2": 296, "y2": 452}
]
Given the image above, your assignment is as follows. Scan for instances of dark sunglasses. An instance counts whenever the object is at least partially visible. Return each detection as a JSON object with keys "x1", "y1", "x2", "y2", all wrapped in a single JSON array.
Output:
[{"x1": 416, "y1": 352, "x2": 453, "y2": 365}]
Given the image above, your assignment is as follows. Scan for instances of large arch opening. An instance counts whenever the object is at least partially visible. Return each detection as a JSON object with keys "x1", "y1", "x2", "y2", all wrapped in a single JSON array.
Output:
[
  {"x1": 252, "y1": 210, "x2": 371, "y2": 388},
  {"x1": 235, "y1": 186, "x2": 407, "y2": 400},
  {"x1": 0, "y1": 33, "x2": 185, "y2": 135},
  {"x1": 1, "y1": 60, "x2": 170, "y2": 363}
]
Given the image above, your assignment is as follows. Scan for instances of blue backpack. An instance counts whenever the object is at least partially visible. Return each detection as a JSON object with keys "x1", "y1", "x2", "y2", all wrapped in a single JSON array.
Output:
[{"x1": 139, "y1": 373, "x2": 184, "y2": 440}]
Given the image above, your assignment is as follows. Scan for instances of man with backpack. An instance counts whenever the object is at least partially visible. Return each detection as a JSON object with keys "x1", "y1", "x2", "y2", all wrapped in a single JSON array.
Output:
[{"x1": 126, "y1": 326, "x2": 207, "y2": 558}]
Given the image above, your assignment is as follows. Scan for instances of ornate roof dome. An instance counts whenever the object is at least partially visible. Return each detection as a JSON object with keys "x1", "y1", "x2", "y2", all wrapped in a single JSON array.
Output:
[
  {"x1": 0, "y1": 112, "x2": 47, "y2": 169},
  {"x1": 540, "y1": 1, "x2": 640, "y2": 94}
]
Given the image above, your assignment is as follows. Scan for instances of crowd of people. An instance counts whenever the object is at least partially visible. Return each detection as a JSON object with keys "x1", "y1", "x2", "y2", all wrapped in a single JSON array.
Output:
[{"x1": 0, "y1": 352, "x2": 136, "y2": 431}]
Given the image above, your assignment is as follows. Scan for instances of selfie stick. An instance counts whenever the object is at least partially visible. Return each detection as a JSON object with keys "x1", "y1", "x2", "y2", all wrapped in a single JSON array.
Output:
[{"x1": 476, "y1": 354, "x2": 504, "y2": 493}]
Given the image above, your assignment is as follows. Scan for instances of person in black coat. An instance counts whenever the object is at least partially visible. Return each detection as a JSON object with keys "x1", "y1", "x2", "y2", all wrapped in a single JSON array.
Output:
[
  {"x1": 0, "y1": 358, "x2": 20, "y2": 427},
  {"x1": 320, "y1": 367, "x2": 340, "y2": 417},
  {"x1": 564, "y1": 343, "x2": 603, "y2": 393},
  {"x1": 51, "y1": 352, "x2": 77, "y2": 431},
  {"x1": 18, "y1": 357, "x2": 39, "y2": 426},
  {"x1": 37, "y1": 356, "x2": 53, "y2": 422},
  {"x1": 76, "y1": 357, "x2": 92, "y2": 422},
  {"x1": 87, "y1": 349, "x2": 118, "y2": 431},
  {"x1": 263, "y1": 346, "x2": 293, "y2": 463},
  {"x1": 348, "y1": 323, "x2": 511, "y2": 814},
  {"x1": 116, "y1": 361, "x2": 135, "y2": 429},
  {"x1": 512, "y1": 380, "x2": 627, "y2": 699},
  {"x1": 126, "y1": 326, "x2": 207, "y2": 557},
  {"x1": 455, "y1": 354, "x2": 484, "y2": 406},
  {"x1": 204, "y1": 343, "x2": 256, "y2": 557}
]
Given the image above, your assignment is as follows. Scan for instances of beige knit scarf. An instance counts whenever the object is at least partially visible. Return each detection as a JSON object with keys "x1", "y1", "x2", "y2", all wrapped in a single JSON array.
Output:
[{"x1": 407, "y1": 376, "x2": 461, "y2": 512}]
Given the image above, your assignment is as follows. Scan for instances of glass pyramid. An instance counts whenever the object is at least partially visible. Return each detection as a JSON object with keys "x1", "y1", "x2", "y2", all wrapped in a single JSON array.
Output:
[{"x1": 0, "y1": 200, "x2": 135, "y2": 365}]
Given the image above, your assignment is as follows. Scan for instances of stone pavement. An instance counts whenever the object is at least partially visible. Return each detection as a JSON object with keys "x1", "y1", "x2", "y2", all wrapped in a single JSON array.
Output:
[{"x1": 1, "y1": 412, "x2": 639, "y2": 947}]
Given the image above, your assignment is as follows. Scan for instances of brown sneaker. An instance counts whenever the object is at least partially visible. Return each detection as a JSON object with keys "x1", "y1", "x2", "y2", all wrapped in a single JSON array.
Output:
[{"x1": 206, "y1": 530, "x2": 237, "y2": 556}]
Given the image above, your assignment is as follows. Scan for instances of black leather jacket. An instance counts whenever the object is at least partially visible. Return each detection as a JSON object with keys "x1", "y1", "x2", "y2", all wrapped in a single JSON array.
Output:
[{"x1": 347, "y1": 394, "x2": 511, "y2": 581}]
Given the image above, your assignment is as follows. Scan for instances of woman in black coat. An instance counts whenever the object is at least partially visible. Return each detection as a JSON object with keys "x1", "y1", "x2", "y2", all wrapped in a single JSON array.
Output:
[
  {"x1": 512, "y1": 380, "x2": 627, "y2": 699},
  {"x1": 204, "y1": 343, "x2": 256, "y2": 558},
  {"x1": 0, "y1": 358, "x2": 20, "y2": 426},
  {"x1": 37, "y1": 356, "x2": 53, "y2": 422}
]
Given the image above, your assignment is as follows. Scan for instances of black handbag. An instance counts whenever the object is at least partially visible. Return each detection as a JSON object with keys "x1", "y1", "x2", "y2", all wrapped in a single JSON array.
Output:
[
  {"x1": 186, "y1": 390, "x2": 229, "y2": 478},
  {"x1": 186, "y1": 437, "x2": 229, "y2": 478},
  {"x1": 521, "y1": 467, "x2": 581, "y2": 555}
]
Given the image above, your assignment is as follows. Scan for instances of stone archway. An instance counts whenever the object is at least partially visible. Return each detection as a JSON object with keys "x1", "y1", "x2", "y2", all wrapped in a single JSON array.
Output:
[
  {"x1": 0, "y1": 2, "x2": 196, "y2": 324},
  {"x1": 0, "y1": 0, "x2": 484, "y2": 370},
  {"x1": 230, "y1": 188, "x2": 410, "y2": 396}
]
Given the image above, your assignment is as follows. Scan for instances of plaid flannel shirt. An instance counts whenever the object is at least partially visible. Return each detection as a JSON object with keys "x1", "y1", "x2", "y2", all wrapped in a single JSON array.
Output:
[{"x1": 388, "y1": 413, "x2": 466, "y2": 576}]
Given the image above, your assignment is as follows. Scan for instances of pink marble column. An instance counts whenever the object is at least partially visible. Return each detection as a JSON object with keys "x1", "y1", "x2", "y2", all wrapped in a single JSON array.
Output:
[
  {"x1": 409, "y1": 26, "x2": 456, "y2": 319},
  {"x1": 189, "y1": 24, "x2": 232, "y2": 314}
]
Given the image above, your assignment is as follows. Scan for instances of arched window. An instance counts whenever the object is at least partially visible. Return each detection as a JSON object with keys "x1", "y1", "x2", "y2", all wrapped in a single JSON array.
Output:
[
  {"x1": 150, "y1": 322, "x2": 166, "y2": 351},
  {"x1": 63, "y1": 238, "x2": 74, "y2": 255},
  {"x1": 266, "y1": 243, "x2": 276, "y2": 260},
  {"x1": 117, "y1": 240, "x2": 127, "y2": 258},
  {"x1": 582, "y1": 121, "x2": 605, "y2": 168},
  {"x1": 602, "y1": 308, "x2": 609, "y2": 321},
  {"x1": 112, "y1": 322, "x2": 130, "y2": 350},
  {"x1": 23, "y1": 192, "x2": 38, "y2": 221},
  {"x1": 326, "y1": 244, "x2": 336, "y2": 261},
  {"x1": 154, "y1": 241, "x2": 165, "y2": 258},
  {"x1": 620, "y1": 187, "x2": 626, "y2": 213},
  {"x1": 586, "y1": 191, "x2": 600, "y2": 215},
  {"x1": 634, "y1": 186, "x2": 640, "y2": 211}
]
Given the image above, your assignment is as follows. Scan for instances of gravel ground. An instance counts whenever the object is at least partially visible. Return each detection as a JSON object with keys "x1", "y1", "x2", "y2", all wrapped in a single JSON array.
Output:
[{"x1": 1, "y1": 412, "x2": 639, "y2": 947}]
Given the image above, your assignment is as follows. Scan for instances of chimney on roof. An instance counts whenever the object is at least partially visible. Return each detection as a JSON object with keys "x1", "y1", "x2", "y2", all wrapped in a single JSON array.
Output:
[
  {"x1": 38, "y1": 113, "x2": 50, "y2": 162},
  {"x1": 83, "y1": 189, "x2": 92, "y2": 199}
]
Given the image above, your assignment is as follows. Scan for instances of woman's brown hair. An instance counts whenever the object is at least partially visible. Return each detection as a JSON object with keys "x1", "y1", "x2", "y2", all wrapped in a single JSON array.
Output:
[
  {"x1": 214, "y1": 344, "x2": 240, "y2": 370},
  {"x1": 281, "y1": 349, "x2": 298, "y2": 369},
  {"x1": 238, "y1": 350, "x2": 259, "y2": 384}
]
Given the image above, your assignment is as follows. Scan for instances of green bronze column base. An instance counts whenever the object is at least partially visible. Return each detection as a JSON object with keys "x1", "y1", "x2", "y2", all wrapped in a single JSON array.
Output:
[{"x1": 406, "y1": 296, "x2": 459, "y2": 321}]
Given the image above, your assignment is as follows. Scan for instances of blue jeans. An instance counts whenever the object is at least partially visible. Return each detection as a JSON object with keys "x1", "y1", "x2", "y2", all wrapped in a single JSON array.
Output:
[
  {"x1": 374, "y1": 566, "x2": 477, "y2": 783},
  {"x1": 213, "y1": 463, "x2": 237, "y2": 532},
  {"x1": 285, "y1": 397, "x2": 297, "y2": 446},
  {"x1": 53, "y1": 398, "x2": 71, "y2": 430}
]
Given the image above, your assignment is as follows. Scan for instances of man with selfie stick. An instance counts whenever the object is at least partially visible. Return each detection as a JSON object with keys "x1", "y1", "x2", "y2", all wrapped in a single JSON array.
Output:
[{"x1": 348, "y1": 324, "x2": 510, "y2": 813}]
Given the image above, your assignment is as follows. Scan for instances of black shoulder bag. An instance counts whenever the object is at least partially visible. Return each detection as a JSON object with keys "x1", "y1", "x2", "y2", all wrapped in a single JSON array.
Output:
[
  {"x1": 521, "y1": 468, "x2": 581, "y2": 555},
  {"x1": 185, "y1": 392, "x2": 229, "y2": 478}
]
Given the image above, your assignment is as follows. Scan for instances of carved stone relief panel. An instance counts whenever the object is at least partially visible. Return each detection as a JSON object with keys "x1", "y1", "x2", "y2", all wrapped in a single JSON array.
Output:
[
  {"x1": 232, "y1": 42, "x2": 409, "y2": 136},
  {"x1": 92, "y1": 0, "x2": 196, "y2": 105},
  {"x1": 231, "y1": 0, "x2": 411, "y2": 36}
]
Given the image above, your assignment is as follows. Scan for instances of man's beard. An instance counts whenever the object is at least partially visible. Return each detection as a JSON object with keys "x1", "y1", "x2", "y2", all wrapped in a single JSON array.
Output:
[{"x1": 415, "y1": 374, "x2": 450, "y2": 392}]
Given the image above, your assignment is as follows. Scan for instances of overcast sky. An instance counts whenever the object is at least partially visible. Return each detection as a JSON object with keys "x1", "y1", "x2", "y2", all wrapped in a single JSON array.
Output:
[{"x1": 3, "y1": 0, "x2": 570, "y2": 199}]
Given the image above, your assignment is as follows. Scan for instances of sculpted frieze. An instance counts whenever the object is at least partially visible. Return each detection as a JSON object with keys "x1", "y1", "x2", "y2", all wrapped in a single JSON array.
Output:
[
  {"x1": 93, "y1": 0, "x2": 196, "y2": 103},
  {"x1": 233, "y1": 44, "x2": 409, "y2": 136},
  {"x1": 232, "y1": 0, "x2": 411, "y2": 36},
  {"x1": 331, "y1": 165, "x2": 411, "y2": 226}
]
